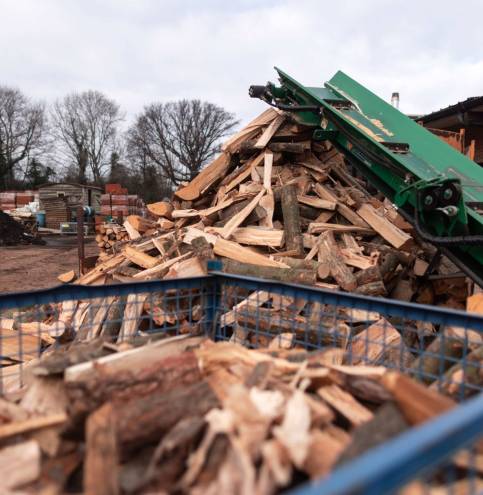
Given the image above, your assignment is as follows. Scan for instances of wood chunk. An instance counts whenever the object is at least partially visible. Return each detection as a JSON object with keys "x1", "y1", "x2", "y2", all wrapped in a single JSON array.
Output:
[
  {"x1": 208, "y1": 227, "x2": 283, "y2": 247},
  {"x1": 269, "y1": 142, "x2": 308, "y2": 153},
  {"x1": 115, "y1": 380, "x2": 219, "y2": 451},
  {"x1": 309, "y1": 222, "x2": 373, "y2": 234},
  {"x1": 318, "y1": 232, "x2": 357, "y2": 291},
  {"x1": 222, "y1": 108, "x2": 280, "y2": 153},
  {"x1": 303, "y1": 429, "x2": 348, "y2": 479},
  {"x1": 281, "y1": 184, "x2": 304, "y2": 256},
  {"x1": 126, "y1": 215, "x2": 157, "y2": 233},
  {"x1": 164, "y1": 256, "x2": 206, "y2": 279},
  {"x1": 214, "y1": 238, "x2": 289, "y2": 268},
  {"x1": 175, "y1": 151, "x2": 231, "y2": 201},
  {"x1": 350, "y1": 318, "x2": 409, "y2": 366},
  {"x1": 117, "y1": 293, "x2": 148, "y2": 343},
  {"x1": 413, "y1": 258, "x2": 429, "y2": 277},
  {"x1": 0, "y1": 412, "x2": 67, "y2": 440},
  {"x1": 132, "y1": 253, "x2": 190, "y2": 280},
  {"x1": 84, "y1": 403, "x2": 119, "y2": 495},
  {"x1": 357, "y1": 204, "x2": 412, "y2": 249},
  {"x1": 124, "y1": 245, "x2": 159, "y2": 269},
  {"x1": 273, "y1": 390, "x2": 311, "y2": 468},
  {"x1": 220, "y1": 259, "x2": 316, "y2": 284},
  {"x1": 255, "y1": 114, "x2": 286, "y2": 149},
  {"x1": 58, "y1": 270, "x2": 76, "y2": 283},
  {"x1": 297, "y1": 195, "x2": 337, "y2": 210},
  {"x1": 219, "y1": 189, "x2": 265, "y2": 239},
  {"x1": 382, "y1": 371, "x2": 456, "y2": 425},
  {"x1": 337, "y1": 402, "x2": 409, "y2": 466},
  {"x1": 0, "y1": 440, "x2": 41, "y2": 490},
  {"x1": 123, "y1": 219, "x2": 141, "y2": 240},
  {"x1": 147, "y1": 201, "x2": 173, "y2": 219},
  {"x1": 317, "y1": 384, "x2": 373, "y2": 426}
]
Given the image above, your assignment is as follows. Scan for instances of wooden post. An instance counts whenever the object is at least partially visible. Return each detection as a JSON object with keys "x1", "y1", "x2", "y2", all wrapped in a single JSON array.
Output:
[{"x1": 77, "y1": 206, "x2": 85, "y2": 275}]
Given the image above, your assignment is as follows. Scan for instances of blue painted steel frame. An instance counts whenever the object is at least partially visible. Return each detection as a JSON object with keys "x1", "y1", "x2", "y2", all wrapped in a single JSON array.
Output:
[
  {"x1": 1, "y1": 272, "x2": 482, "y2": 495},
  {"x1": 290, "y1": 392, "x2": 483, "y2": 495}
]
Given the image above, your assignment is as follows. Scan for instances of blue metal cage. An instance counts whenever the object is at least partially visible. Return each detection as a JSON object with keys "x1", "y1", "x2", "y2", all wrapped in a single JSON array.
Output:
[{"x1": 0, "y1": 271, "x2": 481, "y2": 494}]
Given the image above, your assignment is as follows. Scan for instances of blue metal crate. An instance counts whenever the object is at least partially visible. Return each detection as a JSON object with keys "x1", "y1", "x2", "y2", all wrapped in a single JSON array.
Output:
[{"x1": 0, "y1": 272, "x2": 481, "y2": 494}]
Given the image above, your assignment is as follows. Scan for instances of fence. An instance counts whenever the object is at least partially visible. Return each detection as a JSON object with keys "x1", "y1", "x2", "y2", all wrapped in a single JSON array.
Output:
[{"x1": 0, "y1": 270, "x2": 481, "y2": 494}]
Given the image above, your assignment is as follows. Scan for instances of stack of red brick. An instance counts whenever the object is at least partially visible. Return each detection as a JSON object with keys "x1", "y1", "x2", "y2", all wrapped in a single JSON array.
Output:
[
  {"x1": 100, "y1": 184, "x2": 145, "y2": 218},
  {"x1": 0, "y1": 191, "x2": 37, "y2": 211}
]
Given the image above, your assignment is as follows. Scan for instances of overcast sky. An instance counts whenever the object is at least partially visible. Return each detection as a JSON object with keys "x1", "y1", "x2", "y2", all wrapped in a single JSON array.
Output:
[{"x1": 1, "y1": 0, "x2": 482, "y2": 126}]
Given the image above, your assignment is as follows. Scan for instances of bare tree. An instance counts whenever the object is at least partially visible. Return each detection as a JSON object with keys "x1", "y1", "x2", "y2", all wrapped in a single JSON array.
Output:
[
  {"x1": 51, "y1": 90, "x2": 123, "y2": 184},
  {"x1": 126, "y1": 99, "x2": 238, "y2": 185},
  {"x1": 0, "y1": 86, "x2": 45, "y2": 189}
]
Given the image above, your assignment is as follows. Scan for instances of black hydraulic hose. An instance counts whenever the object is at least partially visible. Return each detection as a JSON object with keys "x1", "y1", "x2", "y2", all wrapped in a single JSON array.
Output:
[{"x1": 414, "y1": 191, "x2": 483, "y2": 246}]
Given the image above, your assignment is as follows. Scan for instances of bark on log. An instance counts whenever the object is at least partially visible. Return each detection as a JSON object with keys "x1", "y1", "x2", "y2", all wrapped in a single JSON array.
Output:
[
  {"x1": 355, "y1": 281, "x2": 387, "y2": 297},
  {"x1": 114, "y1": 380, "x2": 219, "y2": 451},
  {"x1": 220, "y1": 259, "x2": 316, "y2": 285},
  {"x1": 66, "y1": 351, "x2": 202, "y2": 420},
  {"x1": 281, "y1": 184, "x2": 304, "y2": 256}
]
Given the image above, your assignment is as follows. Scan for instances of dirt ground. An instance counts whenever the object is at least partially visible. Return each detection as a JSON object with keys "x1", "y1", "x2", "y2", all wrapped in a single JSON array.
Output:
[{"x1": 0, "y1": 235, "x2": 98, "y2": 294}]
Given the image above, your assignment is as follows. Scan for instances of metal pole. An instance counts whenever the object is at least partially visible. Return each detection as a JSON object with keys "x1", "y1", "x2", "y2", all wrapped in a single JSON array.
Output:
[{"x1": 77, "y1": 206, "x2": 85, "y2": 274}]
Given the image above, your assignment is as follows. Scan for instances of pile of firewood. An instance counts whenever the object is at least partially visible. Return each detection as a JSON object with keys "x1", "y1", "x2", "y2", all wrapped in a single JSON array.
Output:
[
  {"x1": 0, "y1": 335, "x2": 478, "y2": 494},
  {"x1": 78, "y1": 108, "x2": 472, "y2": 309},
  {"x1": 95, "y1": 223, "x2": 130, "y2": 253}
]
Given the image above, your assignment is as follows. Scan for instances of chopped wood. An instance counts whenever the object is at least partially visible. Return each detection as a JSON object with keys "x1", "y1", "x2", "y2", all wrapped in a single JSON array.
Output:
[
  {"x1": 255, "y1": 113, "x2": 286, "y2": 149},
  {"x1": 175, "y1": 151, "x2": 231, "y2": 200},
  {"x1": 281, "y1": 184, "x2": 304, "y2": 256},
  {"x1": 57, "y1": 269, "x2": 76, "y2": 283},
  {"x1": 317, "y1": 384, "x2": 373, "y2": 426},
  {"x1": 147, "y1": 201, "x2": 174, "y2": 219},
  {"x1": 123, "y1": 218, "x2": 141, "y2": 240},
  {"x1": 0, "y1": 412, "x2": 67, "y2": 440},
  {"x1": 297, "y1": 195, "x2": 337, "y2": 210},
  {"x1": 219, "y1": 189, "x2": 266, "y2": 239},
  {"x1": 357, "y1": 204, "x2": 412, "y2": 249},
  {"x1": 214, "y1": 238, "x2": 289, "y2": 268},
  {"x1": 208, "y1": 226, "x2": 284, "y2": 247},
  {"x1": 84, "y1": 403, "x2": 119, "y2": 495},
  {"x1": 123, "y1": 245, "x2": 159, "y2": 269}
]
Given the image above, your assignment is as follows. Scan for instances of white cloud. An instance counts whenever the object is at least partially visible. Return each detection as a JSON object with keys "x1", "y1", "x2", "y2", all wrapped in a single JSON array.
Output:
[{"x1": 0, "y1": 0, "x2": 482, "y2": 124}]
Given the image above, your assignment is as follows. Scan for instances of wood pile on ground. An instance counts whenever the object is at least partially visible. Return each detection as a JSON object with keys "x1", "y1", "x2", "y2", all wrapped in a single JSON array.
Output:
[
  {"x1": 0, "y1": 211, "x2": 44, "y2": 247},
  {"x1": 96, "y1": 223, "x2": 130, "y2": 253},
  {"x1": 81, "y1": 108, "x2": 473, "y2": 309},
  {"x1": 0, "y1": 335, "x2": 478, "y2": 494}
]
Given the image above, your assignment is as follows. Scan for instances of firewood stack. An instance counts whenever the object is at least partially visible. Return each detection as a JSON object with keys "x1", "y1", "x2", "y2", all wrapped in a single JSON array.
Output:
[
  {"x1": 95, "y1": 223, "x2": 130, "y2": 254},
  {"x1": 0, "y1": 335, "x2": 476, "y2": 494}
]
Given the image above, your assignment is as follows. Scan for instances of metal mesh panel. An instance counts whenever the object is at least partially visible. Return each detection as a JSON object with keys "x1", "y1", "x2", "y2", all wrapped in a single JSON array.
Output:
[{"x1": 0, "y1": 273, "x2": 481, "y2": 494}]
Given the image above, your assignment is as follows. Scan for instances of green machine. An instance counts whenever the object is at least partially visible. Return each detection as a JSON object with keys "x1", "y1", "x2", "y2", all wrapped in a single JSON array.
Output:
[{"x1": 249, "y1": 68, "x2": 483, "y2": 286}]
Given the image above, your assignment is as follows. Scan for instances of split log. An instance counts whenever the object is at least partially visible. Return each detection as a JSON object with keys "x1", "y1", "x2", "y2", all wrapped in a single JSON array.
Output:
[
  {"x1": 147, "y1": 201, "x2": 173, "y2": 219},
  {"x1": 357, "y1": 204, "x2": 412, "y2": 250},
  {"x1": 114, "y1": 380, "x2": 219, "y2": 451},
  {"x1": 381, "y1": 371, "x2": 455, "y2": 425},
  {"x1": 84, "y1": 403, "x2": 119, "y2": 495},
  {"x1": 318, "y1": 232, "x2": 357, "y2": 291},
  {"x1": 175, "y1": 152, "x2": 231, "y2": 201},
  {"x1": 214, "y1": 238, "x2": 289, "y2": 268},
  {"x1": 124, "y1": 246, "x2": 159, "y2": 269},
  {"x1": 281, "y1": 184, "x2": 304, "y2": 256},
  {"x1": 220, "y1": 259, "x2": 317, "y2": 285},
  {"x1": 254, "y1": 114, "x2": 286, "y2": 148},
  {"x1": 349, "y1": 318, "x2": 411, "y2": 367}
]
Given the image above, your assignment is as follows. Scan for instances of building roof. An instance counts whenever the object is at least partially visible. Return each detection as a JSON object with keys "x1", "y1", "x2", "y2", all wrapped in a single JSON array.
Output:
[
  {"x1": 419, "y1": 96, "x2": 483, "y2": 125},
  {"x1": 37, "y1": 182, "x2": 102, "y2": 191}
]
